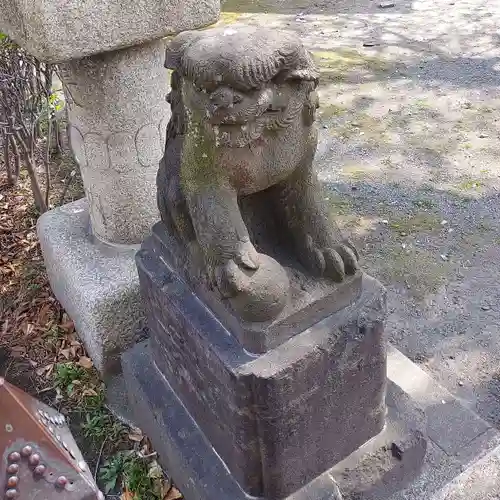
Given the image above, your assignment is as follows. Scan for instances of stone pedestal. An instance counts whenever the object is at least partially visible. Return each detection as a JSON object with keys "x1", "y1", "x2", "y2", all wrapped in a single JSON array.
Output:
[
  {"x1": 0, "y1": 0, "x2": 220, "y2": 374},
  {"x1": 37, "y1": 199, "x2": 147, "y2": 374},
  {"x1": 123, "y1": 223, "x2": 388, "y2": 499}
]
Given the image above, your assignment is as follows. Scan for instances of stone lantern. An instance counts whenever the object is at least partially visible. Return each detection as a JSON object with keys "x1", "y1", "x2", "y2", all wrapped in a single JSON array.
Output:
[{"x1": 0, "y1": 0, "x2": 220, "y2": 374}]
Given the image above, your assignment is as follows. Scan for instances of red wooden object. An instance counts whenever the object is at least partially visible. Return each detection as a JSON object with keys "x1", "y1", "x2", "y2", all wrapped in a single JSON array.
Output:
[{"x1": 1, "y1": 377, "x2": 104, "y2": 499}]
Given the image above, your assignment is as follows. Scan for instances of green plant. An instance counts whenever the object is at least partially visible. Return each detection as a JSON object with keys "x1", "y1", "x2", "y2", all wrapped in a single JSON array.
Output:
[
  {"x1": 54, "y1": 362, "x2": 86, "y2": 395},
  {"x1": 81, "y1": 408, "x2": 124, "y2": 445},
  {"x1": 99, "y1": 451, "x2": 129, "y2": 494},
  {"x1": 99, "y1": 451, "x2": 162, "y2": 498}
]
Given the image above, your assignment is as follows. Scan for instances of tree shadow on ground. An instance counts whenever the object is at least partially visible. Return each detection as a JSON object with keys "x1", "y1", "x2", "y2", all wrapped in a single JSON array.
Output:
[{"x1": 222, "y1": 0, "x2": 416, "y2": 15}]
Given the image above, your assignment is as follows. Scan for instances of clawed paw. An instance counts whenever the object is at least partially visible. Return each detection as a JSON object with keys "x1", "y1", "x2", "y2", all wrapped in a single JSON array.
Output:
[
  {"x1": 304, "y1": 235, "x2": 359, "y2": 282},
  {"x1": 214, "y1": 239, "x2": 260, "y2": 298}
]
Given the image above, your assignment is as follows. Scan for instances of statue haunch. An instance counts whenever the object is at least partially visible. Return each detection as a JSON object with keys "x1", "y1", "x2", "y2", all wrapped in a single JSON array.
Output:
[{"x1": 157, "y1": 26, "x2": 359, "y2": 323}]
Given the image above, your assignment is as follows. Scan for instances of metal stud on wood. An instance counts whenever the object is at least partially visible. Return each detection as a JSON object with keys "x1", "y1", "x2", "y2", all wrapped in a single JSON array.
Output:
[{"x1": 1, "y1": 377, "x2": 102, "y2": 499}]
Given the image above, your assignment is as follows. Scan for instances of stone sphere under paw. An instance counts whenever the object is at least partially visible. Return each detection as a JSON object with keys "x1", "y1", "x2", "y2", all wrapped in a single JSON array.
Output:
[{"x1": 228, "y1": 253, "x2": 289, "y2": 323}]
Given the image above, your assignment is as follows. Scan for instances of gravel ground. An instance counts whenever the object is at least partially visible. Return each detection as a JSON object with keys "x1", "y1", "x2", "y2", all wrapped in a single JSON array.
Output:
[{"x1": 221, "y1": 0, "x2": 500, "y2": 426}]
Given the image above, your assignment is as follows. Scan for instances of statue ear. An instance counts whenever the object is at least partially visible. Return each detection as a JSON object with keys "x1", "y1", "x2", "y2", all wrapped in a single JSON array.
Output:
[{"x1": 164, "y1": 31, "x2": 202, "y2": 70}]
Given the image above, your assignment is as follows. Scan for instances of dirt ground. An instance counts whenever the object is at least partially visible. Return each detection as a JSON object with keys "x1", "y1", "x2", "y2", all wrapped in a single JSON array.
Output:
[{"x1": 0, "y1": 142, "x2": 180, "y2": 498}]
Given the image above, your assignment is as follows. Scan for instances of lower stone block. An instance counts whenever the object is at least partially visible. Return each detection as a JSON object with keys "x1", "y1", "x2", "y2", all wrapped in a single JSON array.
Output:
[
  {"x1": 127, "y1": 237, "x2": 388, "y2": 499},
  {"x1": 37, "y1": 198, "x2": 146, "y2": 375},
  {"x1": 122, "y1": 341, "x2": 426, "y2": 500}
]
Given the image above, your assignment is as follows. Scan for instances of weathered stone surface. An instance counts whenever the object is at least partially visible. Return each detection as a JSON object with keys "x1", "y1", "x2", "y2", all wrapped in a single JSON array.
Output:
[
  {"x1": 157, "y1": 26, "x2": 361, "y2": 348},
  {"x1": 122, "y1": 344, "x2": 428, "y2": 500},
  {"x1": 37, "y1": 199, "x2": 146, "y2": 375},
  {"x1": 59, "y1": 39, "x2": 170, "y2": 245},
  {"x1": 430, "y1": 444, "x2": 500, "y2": 500},
  {"x1": 133, "y1": 237, "x2": 387, "y2": 499},
  {"x1": 0, "y1": 0, "x2": 220, "y2": 63}
]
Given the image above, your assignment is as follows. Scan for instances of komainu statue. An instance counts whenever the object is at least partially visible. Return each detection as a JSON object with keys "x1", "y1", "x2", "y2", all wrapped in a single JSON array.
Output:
[{"x1": 157, "y1": 26, "x2": 361, "y2": 349}]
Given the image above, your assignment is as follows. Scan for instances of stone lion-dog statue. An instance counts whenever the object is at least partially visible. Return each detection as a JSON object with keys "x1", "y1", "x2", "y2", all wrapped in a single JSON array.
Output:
[{"x1": 157, "y1": 26, "x2": 359, "y2": 326}]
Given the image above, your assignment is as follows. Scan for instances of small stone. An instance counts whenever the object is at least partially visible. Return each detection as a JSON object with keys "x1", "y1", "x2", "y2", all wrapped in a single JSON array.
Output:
[
  {"x1": 481, "y1": 305, "x2": 491, "y2": 311},
  {"x1": 363, "y1": 40, "x2": 380, "y2": 47},
  {"x1": 381, "y1": 219, "x2": 389, "y2": 224},
  {"x1": 440, "y1": 254, "x2": 449, "y2": 261},
  {"x1": 479, "y1": 133, "x2": 489, "y2": 138},
  {"x1": 440, "y1": 220, "x2": 448, "y2": 225},
  {"x1": 378, "y1": 1, "x2": 395, "y2": 7},
  {"x1": 458, "y1": 380, "x2": 464, "y2": 386}
]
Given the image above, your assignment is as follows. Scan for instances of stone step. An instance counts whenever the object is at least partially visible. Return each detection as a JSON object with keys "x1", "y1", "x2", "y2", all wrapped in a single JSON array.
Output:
[
  {"x1": 385, "y1": 347, "x2": 500, "y2": 500},
  {"x1": 430, "y1": 444, "x2": 500, "y2": 500}
]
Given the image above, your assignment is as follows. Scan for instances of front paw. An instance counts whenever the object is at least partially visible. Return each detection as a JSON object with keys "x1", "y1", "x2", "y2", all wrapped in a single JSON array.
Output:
[
  {"x1": 303, "y1": 235, "x2": 359, "y2": 282},
  {"x1": 214, "y1": 239, "x2": 260, "y2": 297}
]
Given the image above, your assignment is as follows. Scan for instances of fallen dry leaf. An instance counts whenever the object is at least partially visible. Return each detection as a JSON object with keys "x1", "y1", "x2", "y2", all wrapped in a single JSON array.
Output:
[
  {"x1": 128, "y1": 428, "x2": 144, "y2": 442},
  {"x1": 120, "y1": 489, "x2": 134, "y2": 500},
  {"x1": 59, "y1": 348, "x2": 72, "y2": 359},
  {"x1": 77, "y1": 356, "x2": 93, "y2": 369},
  {"x1": 59, "y1": 319, "x2": 75, "y2": 333},
  {"x1": 36, "y1": 363, "x2": 54, "y2": 378},
  {"x1": 37, "y1": 303, "x2": 52, "y2": 325},
  {"x1": 81, "y1": 388, "x2": 98, "y2": 397},
  {"x1": 164, "y1": 486, "x2": 183, "y2": 500}
]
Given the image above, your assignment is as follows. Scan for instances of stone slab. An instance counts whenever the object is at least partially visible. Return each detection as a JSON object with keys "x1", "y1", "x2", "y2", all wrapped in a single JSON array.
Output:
[
  {"x1": 385, "y1": 346, "x2": 500, "y2": 500},
  {"x1": 430, "y1": 444, "x2": 500, "y2": 500},
  {"x1": 37, "y1": 198, "x2": 146, "y2": 375},
  {"x1": 122, "y1": 341, "x2": 425, "y2": 500},
  {"x1": 387, "y1": 346, "x2": 491, "y2": 457},
  {"x1": 136, "y1": 240, "x2": 387, "y2": 499},
  {"x1": 0, "y1": 0, "x2": 220, "y2": 63}
]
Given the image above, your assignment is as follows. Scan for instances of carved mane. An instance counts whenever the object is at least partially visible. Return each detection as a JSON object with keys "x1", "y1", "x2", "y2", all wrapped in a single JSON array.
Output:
[{"x1": 164, "y1": 26, "x2": 319, "y2": 146}]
